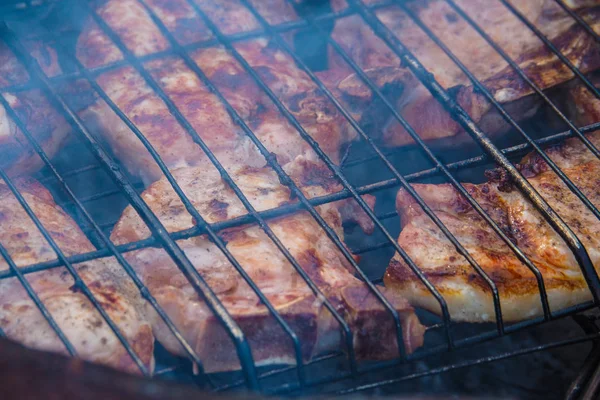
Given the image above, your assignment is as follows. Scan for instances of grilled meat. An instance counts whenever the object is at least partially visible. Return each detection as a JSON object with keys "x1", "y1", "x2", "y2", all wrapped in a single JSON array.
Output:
[
  {"x1": 0, "y1": 40, "x2": 71, "y2": 176},
  {"x1": 384, "y1": 132, "x2": 600, "y2": 323},
  {"x1": 328, "y1": 0, "x2": 600, "y2": 148},
  {"x1": 566, "y1": 72, "x2": 600, "y2": 129},
  {"x1": 75, "y1": 0, "x2": 356, "y2": 187},
  {"x1": 0, "y1": 178, "x2": 154, "y2": 373},
  {"x1": 110, "y1": 165, "x2": 424, "y2": 372}
]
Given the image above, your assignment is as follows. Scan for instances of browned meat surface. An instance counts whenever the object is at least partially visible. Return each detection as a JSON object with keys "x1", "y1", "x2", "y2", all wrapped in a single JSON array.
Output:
[
  {"x1": 566, "y1": 72, "x2": 600, "y2": 128},
  {"x1": 0, "y1": 178, "x2": 154, "y2": 373},
  {"x1": 0, "y1": 40, "x2": 71, "y2": 176},
  {"x1": 329, "y1": 0, "x2": 600, "y2": 148},
  {"x1": 385, "y1": 132, "x2": 600, "y2": 323},
  {"x1": 110, "y1": 165, "x2": 424, "y2": 372},
  {"x1": 75, "y1": 0, "x2": 356, "y2": 187},
  {"x1": 73, "y1": 0, "x2": 420, "y2": 372}
]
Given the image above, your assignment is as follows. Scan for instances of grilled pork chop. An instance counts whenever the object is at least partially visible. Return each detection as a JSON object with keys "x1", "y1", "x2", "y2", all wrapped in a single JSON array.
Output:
[
  {"x1": 0, "y1": 178, "x2": 154, "y2": 373},
  {"x1": 328, "y1": 0, "x2": 600, "y2": 148},
  {"x1": 0, "y1": 40, "x2": 71, "y2": 176},
  {"x1": 110, "y1": 165, "x2": 424, "y2": 372},
  {"x1": 75, "y1": 0, "x2": 356, "y2": 187},
  {"x1": 384, "y1": 132, "x2": 600, "y2": 322}
]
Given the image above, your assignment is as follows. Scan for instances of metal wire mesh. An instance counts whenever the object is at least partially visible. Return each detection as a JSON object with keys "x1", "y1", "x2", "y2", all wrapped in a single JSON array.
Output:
[{"x1": 1, "y1": 0, "x2": 600, "y2": 395}]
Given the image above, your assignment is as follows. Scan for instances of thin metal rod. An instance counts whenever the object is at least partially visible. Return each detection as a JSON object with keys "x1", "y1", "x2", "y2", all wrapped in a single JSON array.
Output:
[
  {"x1": 217, "y1": 300, "x2": 596, "y2": 393},
  {"x1": 0, "y1": 22, "x2": 260, "y2": 389},
  {"x1": 349, "y1": 0, "x2": 600, "y2": 304},
  {"x1": 442, "y1": 0, "x2": 600, "y2": 298},
  {"x1": 46, "y1": 10, "x2": 306, "y2": 385},
  {"x1": 581, "y1": 356, "x2": 600, "y2": 400},
  {"x1": 184, "y1": 0, "x2": 457, "y2": 360},
  {"x1": 7, "y1": 123, "x2": 600, "y2": 284},
  {"x1": 286, "y1": 0, "x2": 548, "y2": 325},
  {"x1": 285, "y1": 0, "x2": 568, "y2": 330},
  {"x1": 0, "y1": 167, "x2": 149, "y2": 375},
  {"x1": 353, "y1": 241, "x2": 394, "y2": 255},
  {"x1": 0, "y1": 85, "x2": 212, "y2": 381},
  {"x1": 392, "y1": 0, "x2": 600, "y2": 317},
  {"x1": 445, "y1": 0, "x2": 600, "y2": 164},
  {"x1": 47, "y1": 121, "x2": 600, "y2": 217},
  {"x1": 0, "y1": 242, "x2": 77, "y2": 356},
  {"x1": 342, "y1": 121, "x2": 600, "y2": 169},
  {"x1": 566, "y1": 344, "x2": 600, "y2": 400},
  {"x1": 247, "y1": 0, "x2": 502, "y2": 342},
  {"x1": 0, "y1": 4, "x2": 365, "y2": 95},
  {"x1": 566, "y1": 316, "x2": 600, "y2": 399},
  {"x1": 553, "y1": 0, "x2": 600, "y2": 44},
  {"x1": 500, "y1": 0, "x2": 600, "y2": 101},
  {"x1": 336, "y1": 332, "x2": 600, "y2": 395}
]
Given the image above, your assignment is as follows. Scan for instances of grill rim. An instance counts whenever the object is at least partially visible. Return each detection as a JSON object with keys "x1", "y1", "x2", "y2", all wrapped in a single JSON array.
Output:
[{"x1": 0, "y1": 0, "x2": 599, "y2": 395}]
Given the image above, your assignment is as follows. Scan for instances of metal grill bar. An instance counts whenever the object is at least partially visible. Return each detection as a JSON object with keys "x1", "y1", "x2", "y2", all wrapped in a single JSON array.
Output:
[
  {"x1": 395, "y1": 0, "x2": 600, "y2": 229},
  {"x1": 125, "y1": 0, "x2": 408, "y2": 367},
  {"x1": 45, "y1": 8, "x2": 309, "y2": 385},
  {"x1": 0, "y1": 23, "x2": 260, "y2": 388},
  {"x1": 500, "y1": 0, "x2": 600, "y2": 101},
  {"x1": 269, "y1": 308, "x2": 598, "y2": 394},
  {"x1": 350, "y1": 0, "x2": 600, "y2": 302},
  {"x1": 0, "y1": 75, "x2": 213, "y2": 380},
  {"x1": 76, "y1": 0, "x2": 361, "y2": 384},
  {"x1": 215, "y1": 351, "x2": 345, "y2": 393},
  {"x1": 8, "y1": 117, "x2": 600, "y2": 281},
  {"x1": 0, "y1": 242, "x2": 77, "y2": 356},
  {"x1": 443, "y1": 0, "x2": 600, "y2": 211},
  {"x1": 379, "y1": 0, "x2": 600, "y2": 317},
  {"x1": 0, "y1": 171, "x2": 407, "y2": 280},
  {"x1": 282, "y1": 0, "x2": 557, "y2": 328},
  {"x1": 0, "y1": 167, "x2": 150, "y2": 374},
  {"x1": 336, "y1": 330, "x2": 600, "y2": 395},
  {"x1": 58, "y1": 121, "x2": 595, "y2": 231},
  {"x1": 1, "y1": 0, "x2": 600, "y2": 392},
  {"x1": 343, "y1": 121, "x2": 600, "y2": 168},
  {"x1": 242, "y1": 0, "x2": 491, "y2": 340},
  {"x1": 38, "y1": 121, "x2": 600, "y2": 247},
  {"x1": 0, "y1": 3, "x2": 365, "y2": 95},
  {"x1": 553, "y1": 0, "x2": 600, "y2": 44},
  {"x1": 445, "y1": 0, "x2": 600, "y2": 167},
  {"x1": 218, "y1": 300, "x2": 596, "y2": 393},
  {"x1": 180, "y1": 0, "x2": 449, "y2": 361}
]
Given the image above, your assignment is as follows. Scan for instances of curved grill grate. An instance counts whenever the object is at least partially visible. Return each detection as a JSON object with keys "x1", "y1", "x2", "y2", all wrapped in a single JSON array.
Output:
[{"x1": 1, "y1": 0, "x2": 600, "y2": 396}]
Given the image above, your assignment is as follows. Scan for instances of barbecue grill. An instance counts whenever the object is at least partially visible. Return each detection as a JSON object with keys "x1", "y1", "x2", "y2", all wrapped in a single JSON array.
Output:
[{"x1": 2, "y1": 0, "x2": 600, "y2": 398}]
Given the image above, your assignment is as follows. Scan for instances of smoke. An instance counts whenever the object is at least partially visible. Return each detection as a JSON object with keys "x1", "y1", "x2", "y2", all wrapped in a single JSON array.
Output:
[{"x1": 292, "y1": 0, "x2": 334, "y2": 71}]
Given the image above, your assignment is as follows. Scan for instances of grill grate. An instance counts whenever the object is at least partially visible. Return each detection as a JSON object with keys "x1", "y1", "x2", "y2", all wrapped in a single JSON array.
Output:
[{"x1": 1, "y1": 0, "x2": 600, "y2": 396}]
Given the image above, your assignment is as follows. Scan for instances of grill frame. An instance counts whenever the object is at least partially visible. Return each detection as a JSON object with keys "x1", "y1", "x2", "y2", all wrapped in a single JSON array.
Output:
[{"x1": 0, "y1": 0, "x2": 600, "y2": 396}]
